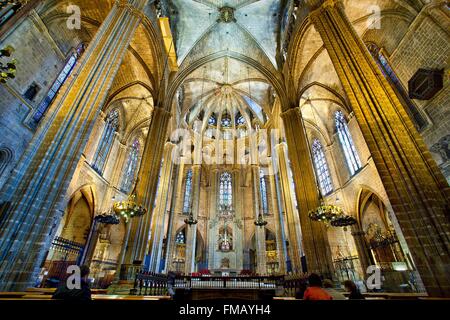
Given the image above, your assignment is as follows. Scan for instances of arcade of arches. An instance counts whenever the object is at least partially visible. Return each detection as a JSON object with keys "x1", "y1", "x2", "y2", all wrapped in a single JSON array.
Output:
[{"x1": 0, "y1": 0, "x2": 449, "y2": 298}]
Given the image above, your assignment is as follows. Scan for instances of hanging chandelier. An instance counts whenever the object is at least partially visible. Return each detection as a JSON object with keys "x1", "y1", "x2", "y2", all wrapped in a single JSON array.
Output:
[
  {"x1": 0, "y1": 45, "x2": 17, "y2": 84},
  {"x1": 95, "y1": 211, "x2": 120, "y2": 225},
  {"x1": 113, "y1": 180, "x2": 147, "y2": 223},
  {"x1": 254, "y1": 213, "x2": 268, "y2": 227},
  {"x1": 184, "y1": 212, "x2": 198, "y2": 225},
  {"x1": 308, "y1": 201, "x2": 356, "y2": 227}
]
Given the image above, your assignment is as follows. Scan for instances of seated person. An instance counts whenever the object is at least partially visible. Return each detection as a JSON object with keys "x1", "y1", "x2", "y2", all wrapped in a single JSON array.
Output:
[
  {"x1": 303, "y1": 273, "x2": 332, "y2": 300},
  {"x1": 344, "y1": 280, "x2": 365, "y2": 300},
  {"x1": 323, "y1": 279, "x2": 346, "y2": 300}
]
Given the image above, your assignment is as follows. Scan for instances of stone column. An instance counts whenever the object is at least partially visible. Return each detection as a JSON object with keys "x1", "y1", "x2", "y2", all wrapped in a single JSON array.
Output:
[
  {"x1": 79, "y1": 219, "x2": 105, "y2": 268},
  {"x1": 310, "y1": 0, "x2": 450, "y2": 296},
  {"x1": 281, "y1": 109, "x2": 334, "y2": 278},
  {"x1": 164, "y1": 160, "x2": 185, "y2": 272},
  {"x1": 267, "y1": 164, "x2": 287, "y2": 274},
  {"x1": 274, "y1": 143, "x2": 303, "y2": 272},
  {"x1": 251, "y1": 164, "x2": 267, "y2": 275},
  {"x1": 350, "y1": 226, "x2": 374, "y2": 277},
  {"x1": 147, "y1": 142, "x2": 175, "y2": 272},
  {"x1": 231, "y1": 168, "x2": 243, "y2": 270},
  {"x1": 184, "y1": 164, "x2": 201, "y2": 274},
  {"x1": 83, "y1": 141, "x2": 127, "y2": 269},
  {"x1": 0, "y1": 0, "x2": 149, "y2": 291},
  {"x1": 208, "y1": 168, "x2": 219, "y2": 269},
  {"x1": 120, "y1": 107, "x2": 171, "y2": 269}
]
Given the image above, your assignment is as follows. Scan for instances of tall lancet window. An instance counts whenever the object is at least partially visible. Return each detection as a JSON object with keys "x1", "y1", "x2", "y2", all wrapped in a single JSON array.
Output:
[
  {"x1": 154, "y1": 159, "x2": 164, "y2": 207},
  {"x1": 219, "y1": 172, "x2": 232, "y2": 208},
  {"x1": 259, "y1": 169, "x2": 269, "y2": 215},
  {"x1": 121, "y1": 139, "x2": 140, "y2": 193},
  {"x1": 287, "y1": 161, "x2": 298, "y2": 209},
  {"x1": 182, "y1": 169, "x2": 193, "y2": 214},
  {"x1": 92, "y1": 109, "x2": 119, "y2": 174},
  {"x1": 33, "y1": 44, "x2": 85, "y2": 124},
  {"x1": 176, "y1": 231, "x2": 185, "y2": 244},
  {"x1": 335, "y1": 111, "x2": 361, "y2": 176},
  {"x1": 312, "y1": 139, "x2": 333, "y2": 196},
  {"x1": 367, "y1": 43, "x2": 427, "y2": 131}
]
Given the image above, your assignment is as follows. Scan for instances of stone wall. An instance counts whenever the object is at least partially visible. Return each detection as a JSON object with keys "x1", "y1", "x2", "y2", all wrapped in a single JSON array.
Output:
[{"x1": 388, "y1": 9, "x2": 450, "y2": 182}]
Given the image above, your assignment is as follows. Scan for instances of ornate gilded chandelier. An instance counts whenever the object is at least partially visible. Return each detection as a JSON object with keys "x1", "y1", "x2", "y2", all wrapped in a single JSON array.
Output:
[
  {"x1": 113, "y1": 180, "x2": 147, "y2": 223},
  {"x1": 94, "y1": 211, "x2": 120, "y2": 225},
  {"x1": 254, "y1": 213, "x2": 268, "y2": 227},
  {"x1": 308, "y1": 201, "x2": 356, "y2": 228},
  {"x1": 0, "y1": 45, "x2": 17, "y2": 84},
  {"x1": 184, "y1": 211, "x2": 198, "y2": 226}
]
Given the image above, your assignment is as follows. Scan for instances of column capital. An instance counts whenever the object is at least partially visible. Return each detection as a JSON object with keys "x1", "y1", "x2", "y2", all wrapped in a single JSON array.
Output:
[
  {"x1": 152, "y1": 105, "x2": 172, "y2": 119},
  {"x1": 115, "y1": 0, "x2": 147, "y2": 18},
  {"x1": 164, "y1": 140, "x2": 176, "y2": 149},
  {"x1": 280, "y1": 107, "x2": 301, "y2": 120},
  {"x1": 274, "y1": 142, "x2": 288, "y2": 153},
  {"x1": 309, "y1": 0, "x2": 343, "y2": 18}
]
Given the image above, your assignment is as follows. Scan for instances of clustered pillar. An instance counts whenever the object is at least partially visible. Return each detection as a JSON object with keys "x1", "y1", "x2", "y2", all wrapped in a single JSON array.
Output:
[
  {"x1": 0, "y1": 0, "x2": 149, "y2": 291},
  {"x1": 118, "y1": 107, "x2": 171, "y2": 273},
  {"x1": 310, "y1": 0, "x2": 450, "y2": 296},
  {"x1": 281, "y1": 108, "x2": 335, "y2": 278},
  {"x1": 274, "y1": 142, "x2": 304, "y2": 273},
  {"x1": 184, "y1": 164, "x2": 202, "y2": 275}
]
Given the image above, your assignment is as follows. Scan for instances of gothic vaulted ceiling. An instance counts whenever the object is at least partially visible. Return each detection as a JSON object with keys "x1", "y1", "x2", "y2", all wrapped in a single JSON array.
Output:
[{"x1": 167, "y1": 0, "x2": 286, "y2": 129}]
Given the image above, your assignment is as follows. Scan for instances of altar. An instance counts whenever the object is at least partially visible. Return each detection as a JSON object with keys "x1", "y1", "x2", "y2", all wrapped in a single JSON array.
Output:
[{"x1": 210, "y1": 269, "x2": 239, "y2": 277}]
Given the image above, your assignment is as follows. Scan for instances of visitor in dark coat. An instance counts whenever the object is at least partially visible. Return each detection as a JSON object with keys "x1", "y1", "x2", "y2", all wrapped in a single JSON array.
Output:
[
  {"x1": 52, "y1": 265, "x2": 92, "y2": 301},
  {"x1": 344, "y1": 280, "x2": 365, "y2": 300}
]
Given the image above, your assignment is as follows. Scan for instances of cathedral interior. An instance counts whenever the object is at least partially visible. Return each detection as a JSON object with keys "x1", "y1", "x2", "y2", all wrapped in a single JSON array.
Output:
[{"x1": 0, "y1": 0, "x2": 449, "y2": 301}]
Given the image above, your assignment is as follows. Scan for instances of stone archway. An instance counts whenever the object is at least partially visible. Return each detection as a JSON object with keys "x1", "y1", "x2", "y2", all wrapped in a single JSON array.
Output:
[{"x1": 39, "y1": 186, "x2": 95, "y2": 287}]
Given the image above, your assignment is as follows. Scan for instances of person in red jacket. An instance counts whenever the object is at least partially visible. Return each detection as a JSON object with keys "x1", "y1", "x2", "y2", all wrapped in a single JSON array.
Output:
[{"x1": 303, "y1": 273, "x2": 333, "y2": 300}]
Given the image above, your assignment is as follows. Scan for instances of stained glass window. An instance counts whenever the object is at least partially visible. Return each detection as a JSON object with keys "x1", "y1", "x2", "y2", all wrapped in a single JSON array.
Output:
[
  {"x1": 312, "y1": 139, "x2": 333, "y2": 196},
  {"x1": 238, "y1": 128, "x2": 247, "y2": 138},
  {"x1": 223, "y1": 130, "x2": 233, "y2": 140},
  {"x1": 260, "y1": 169, "x2": 269, "y2": 215},
  {"x1": 121, "y1": 139, "x2": 140, "y2": 193},
  {"x1": 92, "y1": 109, "x2": 119, "y2": 174},
  {"x1": 368, "y1": 44, "x2": 427, "y2": 131},
  {"x1": 287, "y1": 161, "x2": 298, "y2": 210},
  {"x1": 219, "y1": 172, "x2": 232, "y2": 207},
  {"x1": 153, "y1": 159, "x2": 164, "y2": 207},
  {"x1": 183, "y1": 169, "x2": 193, "y2": 214},
  {"x1": 236, "y1": 115, "x2": 245, "y2": 126},
  {"x1": 208, "y1": 114, "x2": 217, "y2": 126},
  {"x1": 221, "y1": 113, "x2": 232, "y2": 128},
  {"x1": 33, "y1": 44, "x2": 85, "y2": 124},
  {"x1": 176, "y1": 231, "x2": 185, "y2": 244},
  {"x1": 335, "y1": 111, "x2": 361, "y2": 176}
]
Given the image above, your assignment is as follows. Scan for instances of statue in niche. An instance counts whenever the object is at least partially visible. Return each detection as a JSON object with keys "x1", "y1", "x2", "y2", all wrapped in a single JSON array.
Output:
[
  {"x1": 220, "y1": 257, "x2": 230, "y2": 269},
  {"x1": 365, "y1": 223, "x2": 383, "y2": 241}
]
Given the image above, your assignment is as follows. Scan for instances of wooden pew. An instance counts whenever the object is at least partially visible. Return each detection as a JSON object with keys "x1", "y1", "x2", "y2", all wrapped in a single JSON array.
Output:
[
  {"x1": 25, "y1": 288, "x2": 56, "y2": 295},
  {"x1": 0, "y1": 292, "x2": 30, "y2": 298},
  {"x1": 92, "y1": 294, "x2": 170, "y2": 301},
  {"x1": 21, "y1": 294, "x2": 53, "y2": 300}
]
